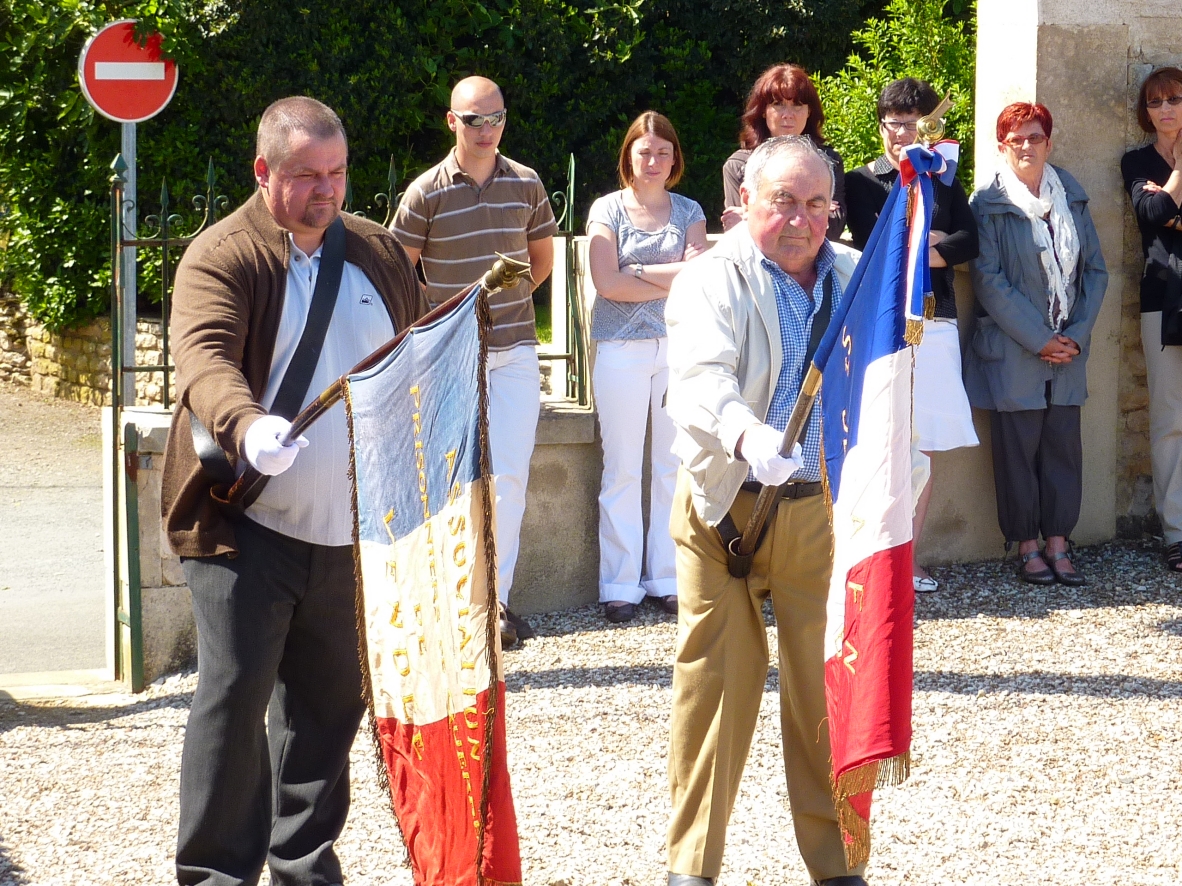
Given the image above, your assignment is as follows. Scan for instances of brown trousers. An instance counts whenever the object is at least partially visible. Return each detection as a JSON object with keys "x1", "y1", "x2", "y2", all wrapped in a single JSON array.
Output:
[{"x1": 666, "y1": 471, "x2": 862, "y2": 881}]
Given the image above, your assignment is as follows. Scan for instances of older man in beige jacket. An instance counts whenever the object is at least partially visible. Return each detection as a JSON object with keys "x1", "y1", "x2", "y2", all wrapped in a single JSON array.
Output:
[{"x1": 663, "y1": 135, "x2": 863, "y2": 886}]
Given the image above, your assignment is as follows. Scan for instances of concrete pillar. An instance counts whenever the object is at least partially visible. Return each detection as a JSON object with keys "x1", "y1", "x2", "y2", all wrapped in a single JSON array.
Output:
[{"x1": 921, "y1": 0, "x2": 1165, "y2": 564}]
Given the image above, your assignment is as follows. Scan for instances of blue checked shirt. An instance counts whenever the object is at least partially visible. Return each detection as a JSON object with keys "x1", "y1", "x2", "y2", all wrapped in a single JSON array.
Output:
[{"x1": 752, "y1": 241, "x2": 843, "y2": 483}]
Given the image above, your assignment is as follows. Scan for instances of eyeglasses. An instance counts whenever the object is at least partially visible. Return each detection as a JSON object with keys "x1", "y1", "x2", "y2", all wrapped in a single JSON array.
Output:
[
  {"x1": 451, "y1": 109, "x2": 507, "y2": 128},
  {"x1": 1002, "y1": 133, "x2": 1048, "y2": 148},
  {"x1": 1146, "y1": 95, "x2": 1182, "y2": 110},
  {"x1": 880, "y1": 119, "x2": 919, "y2": 134}
]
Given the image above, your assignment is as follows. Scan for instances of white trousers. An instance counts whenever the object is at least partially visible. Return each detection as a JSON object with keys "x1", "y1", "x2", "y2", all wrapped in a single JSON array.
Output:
[
  {"x1": 592, "y1": 337, "x2": 679, "y2": 603},
  {"x1": 487, "y1": 344, "x2": 540, "y2": 605},
  {"x1": 1141, "y1": 312, "x2": 1182, "y2": 544}
]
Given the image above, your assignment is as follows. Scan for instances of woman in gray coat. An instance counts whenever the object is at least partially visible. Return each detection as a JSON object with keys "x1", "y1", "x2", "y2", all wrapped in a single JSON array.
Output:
[{"x1": 965, "y1": 102, "x2": 1108, "y2": 585}]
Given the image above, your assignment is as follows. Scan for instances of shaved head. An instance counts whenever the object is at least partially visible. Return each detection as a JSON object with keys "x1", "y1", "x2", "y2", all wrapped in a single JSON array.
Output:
[{"x1": 450, "y1": 76, "x2": 503, "y2": 109}]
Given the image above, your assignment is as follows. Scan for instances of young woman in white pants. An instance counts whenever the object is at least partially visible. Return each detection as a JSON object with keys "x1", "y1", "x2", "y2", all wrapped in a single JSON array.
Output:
[{"x1": 587, "y1": 111, "x2": 709, "y2": 623}]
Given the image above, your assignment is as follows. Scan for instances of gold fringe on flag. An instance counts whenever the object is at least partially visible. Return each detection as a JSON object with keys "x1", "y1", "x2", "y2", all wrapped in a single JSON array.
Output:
[
  {"x1": 904, "y1": 318, "x2": 924, "y2": 346},
  {"x1": 818, "y1": 412, "x2": 833, "y2": 529},
  {"x1": 832, "y1": 751, "x2": 912, "y2": 868},
  {"x1": 923, "y1": 293, "x2": 936, "y2": 320}
]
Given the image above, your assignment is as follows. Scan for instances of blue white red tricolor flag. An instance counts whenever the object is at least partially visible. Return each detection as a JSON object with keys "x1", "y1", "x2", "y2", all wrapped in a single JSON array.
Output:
[
  {"x1": 814, "y1": 140, "x2": 959, "y2": 868},
  {"x1": 345, "y1": 287, "x2": 521, "y2": 886}
]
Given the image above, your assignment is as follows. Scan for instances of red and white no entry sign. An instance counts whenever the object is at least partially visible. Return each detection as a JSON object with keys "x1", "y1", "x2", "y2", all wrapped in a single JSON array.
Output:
[{"x1": 78, "y1": 19, "x2": 178, "y2": 124}]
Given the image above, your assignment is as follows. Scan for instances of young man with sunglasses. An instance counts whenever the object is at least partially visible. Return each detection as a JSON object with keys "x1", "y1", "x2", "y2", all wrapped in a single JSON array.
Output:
[{"x1": 392, "y1": 76, "x2": 556, "y2": 648}]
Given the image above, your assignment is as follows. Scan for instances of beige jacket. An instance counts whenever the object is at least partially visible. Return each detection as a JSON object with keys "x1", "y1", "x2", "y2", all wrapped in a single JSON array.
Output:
[{"x1": 665, "y1": 223, "x2": 859, "y2": 526}]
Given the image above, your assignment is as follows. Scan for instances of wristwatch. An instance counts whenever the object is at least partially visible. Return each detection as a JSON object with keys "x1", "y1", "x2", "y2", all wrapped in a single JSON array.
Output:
[{"x1": 632, "y1": 263, "x2": 643, "y2": 279}]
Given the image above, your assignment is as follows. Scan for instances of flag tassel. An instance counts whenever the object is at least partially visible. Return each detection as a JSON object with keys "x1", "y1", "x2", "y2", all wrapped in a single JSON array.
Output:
[
  {"x1": 904, "y1": 318, "x2": 924, "y2": 346},
  {"x1": 832, "y1": 751, "x2": 912, "y2": 867}
]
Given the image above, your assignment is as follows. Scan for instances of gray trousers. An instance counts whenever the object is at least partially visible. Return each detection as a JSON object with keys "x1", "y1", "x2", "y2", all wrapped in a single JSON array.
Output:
[
  {"x1": 177, "y1": 516, "x2": 365, "y2": 886},
  {"x1": 989, "y1": 404, "x2": 1082, "y2": 543}
]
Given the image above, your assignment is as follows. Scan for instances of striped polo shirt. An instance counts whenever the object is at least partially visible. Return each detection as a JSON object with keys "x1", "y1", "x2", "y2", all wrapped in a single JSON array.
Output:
[{"x1": 392, "y1": 150, "x2": 557, "y2": 350}]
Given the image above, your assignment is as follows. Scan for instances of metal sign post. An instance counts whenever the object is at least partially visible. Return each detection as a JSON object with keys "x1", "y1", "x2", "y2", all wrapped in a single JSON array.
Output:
[
  {"x1": 121, "y1": 122, "x2": 137, "y2": 405},
  {"x1": 80, "y1": 19, "x2": 178, "y2": 691}
]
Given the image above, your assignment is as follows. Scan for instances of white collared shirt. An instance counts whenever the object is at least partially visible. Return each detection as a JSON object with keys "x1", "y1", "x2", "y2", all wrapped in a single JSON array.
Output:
[{"x1": 246, "y1": 234, "x2": 394, "y2": 546}]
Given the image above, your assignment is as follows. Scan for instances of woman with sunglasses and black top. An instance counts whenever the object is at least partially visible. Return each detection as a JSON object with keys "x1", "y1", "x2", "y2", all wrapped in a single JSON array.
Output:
[
  {"x1": 720, "y1": 63, "x2": 845, "y2": 239},
  {"x1": 1122, "y1": 66, "x2": 1182, "y2": 572},
  {"x1": 846, "y1": 78, "x2": 979, "y2": 595}
]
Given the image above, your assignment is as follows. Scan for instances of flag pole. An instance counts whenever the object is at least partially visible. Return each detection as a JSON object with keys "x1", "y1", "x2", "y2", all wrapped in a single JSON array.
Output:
[
  {"x1": 215, "y1": 254, "x2": 533, "y2": 509},
  {"x1": 729, "y1": 365, "x2": 822, "y2": 571}
]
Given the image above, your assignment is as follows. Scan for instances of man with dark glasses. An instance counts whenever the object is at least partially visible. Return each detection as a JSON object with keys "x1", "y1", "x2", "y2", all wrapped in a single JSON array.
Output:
[{"x1": 392, "y1": 76, "x2": 556, "y2": 649}]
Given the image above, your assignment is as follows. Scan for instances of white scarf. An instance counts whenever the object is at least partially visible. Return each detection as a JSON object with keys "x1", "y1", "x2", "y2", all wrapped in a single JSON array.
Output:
[{"x1": 997, "y1": 161, "x2": 1080, "y2": 332}]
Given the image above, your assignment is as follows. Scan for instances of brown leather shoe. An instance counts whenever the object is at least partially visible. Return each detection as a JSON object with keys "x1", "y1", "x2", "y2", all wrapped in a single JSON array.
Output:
[
  {"x1": 604, "y1": 601, "x2": 636, "y2": 623},
  {"x1": 647, "y1": 593, "x2": 678, "y2": 615},
  {"x1": 498, "y1": 606, "x2": 518, "y2": 649},
  {"x1": 504, "y1": 607, "x2": 535, "y2": 640},
  {"x1": 1017, "y1": 549, "x2": 1055, "y2": 585}
]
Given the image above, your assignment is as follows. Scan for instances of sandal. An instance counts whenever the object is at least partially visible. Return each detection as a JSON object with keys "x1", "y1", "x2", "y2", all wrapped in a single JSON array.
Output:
[
  {"x1": 1046, "y1": 550, "x2": 1086, "y2": 587},
  {"x1": 1166, "y1": 542, "x2": 1182, "y2": 573},
  {"x1": 1017, "y1": 549, "x2": 1055, "y2": 585}
]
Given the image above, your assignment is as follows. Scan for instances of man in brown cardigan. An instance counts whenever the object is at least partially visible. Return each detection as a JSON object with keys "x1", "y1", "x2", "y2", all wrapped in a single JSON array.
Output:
[{"x1": 161, "y1": 96, "x2": 426, "y2": 885}]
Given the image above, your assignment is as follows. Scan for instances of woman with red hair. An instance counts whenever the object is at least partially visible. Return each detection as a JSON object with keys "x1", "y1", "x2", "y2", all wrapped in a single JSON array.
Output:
[
  {"x1": 1121, "y1": 66, "x2": 1182, "y2": 572},
  {"x1": 720, "y1": 63, "x2": 846, "y2": 239},
  {"x1": 964, "y1": 102, "x2": 1108, "y2": 585}
]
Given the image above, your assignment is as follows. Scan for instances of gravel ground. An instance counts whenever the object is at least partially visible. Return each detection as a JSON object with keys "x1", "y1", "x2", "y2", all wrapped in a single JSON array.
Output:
[{"x1": 1, "y1": 540, "x2": 1180, "y2": 885}]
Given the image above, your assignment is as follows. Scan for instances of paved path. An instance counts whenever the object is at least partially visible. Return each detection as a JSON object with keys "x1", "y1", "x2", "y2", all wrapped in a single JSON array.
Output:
[{"x1": 0, "y1": 382, "x2": 105, "y2": 674}]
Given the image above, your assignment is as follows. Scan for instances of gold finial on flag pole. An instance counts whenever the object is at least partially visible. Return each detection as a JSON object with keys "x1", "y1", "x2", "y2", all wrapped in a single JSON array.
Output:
[
  {"x1": 481, "y1": 253, "x2": 533, "y2": 294},
  {"x1": 916, "y1": 94, "x2": 954, "y2": 146}
]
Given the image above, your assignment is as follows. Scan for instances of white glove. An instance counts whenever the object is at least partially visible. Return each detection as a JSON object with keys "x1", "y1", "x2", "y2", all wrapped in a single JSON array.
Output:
[
  {"x1": 740, "y1": 423, "x2": 804, "y2": 487},
  {"x1": 243, "y1": 415, "x2": 309, "y2": 476}
]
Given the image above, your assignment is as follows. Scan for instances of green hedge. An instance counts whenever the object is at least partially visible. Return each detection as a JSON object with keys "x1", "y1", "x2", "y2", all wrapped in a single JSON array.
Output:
[{"x1": 1, "y1": 0, "x2": 972, "y2": 332}]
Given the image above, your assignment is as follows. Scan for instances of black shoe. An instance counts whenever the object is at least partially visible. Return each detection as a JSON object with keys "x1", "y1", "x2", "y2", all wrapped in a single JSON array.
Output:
[
  {"x1": 504, "y1": 607, "x2": 535, "y2": 640},
  {"x1": 498, "y1": 607, "x2": 519, "y2": 649},
  {"x1": 668, "y1": 875, "x2": 713, "y2": 886},
  {"x1": 604, "y1": 601, "x2": 636, "y2": 623},
  {"x1": 813, "y1": 877, "x2": 868, "y2": 886},
  {"x1": 1017, "y1": 549, "x2": 1055, "y2": 585},
  {"x1": 649, "y1": 594, "x2": 679, "y2": 615},
  {"x1": 1046, "y1": 550, "x2": 1086, "y2": 586}
]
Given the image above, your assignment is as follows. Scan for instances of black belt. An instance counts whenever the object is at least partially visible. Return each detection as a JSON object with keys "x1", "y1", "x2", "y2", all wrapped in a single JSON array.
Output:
[{"x1": 740, "y1": 480, "x2": 823, "y2": 499}]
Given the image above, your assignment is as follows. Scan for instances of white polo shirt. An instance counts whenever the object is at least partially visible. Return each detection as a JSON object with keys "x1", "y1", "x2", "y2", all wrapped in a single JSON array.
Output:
[{"x1": 246, "y1": 233, "x2": 394, "y2": 546}]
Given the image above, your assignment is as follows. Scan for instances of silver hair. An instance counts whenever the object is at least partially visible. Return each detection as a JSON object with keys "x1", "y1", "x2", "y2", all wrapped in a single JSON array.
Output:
[
  {"x1": 256, "y1": 96, "x2": 347, "y2": 166},
  {"x1": 742, "y1": 135, "x2": 835, "y2": 199}
]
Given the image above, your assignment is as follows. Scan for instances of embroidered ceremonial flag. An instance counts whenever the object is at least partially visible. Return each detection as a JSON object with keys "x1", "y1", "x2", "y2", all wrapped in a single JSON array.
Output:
[
  {"x1": 345, "y1": 287, "x2": 521, "y2": 886},
  {"x1": 813, "y1": 141, "x2": 958, "y2": 868}
]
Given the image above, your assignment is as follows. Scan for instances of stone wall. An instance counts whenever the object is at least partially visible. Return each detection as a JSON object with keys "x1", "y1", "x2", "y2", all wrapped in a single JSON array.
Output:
[
  {"x1": 973, "y1": 0, "x2": 1182, "y2": 544},
  {"x1": 0, "y1": 291, "x2": 30, "y2": 386},
  {"x1": 0, "y1": 294, "x2": 173, "y2": 406}
]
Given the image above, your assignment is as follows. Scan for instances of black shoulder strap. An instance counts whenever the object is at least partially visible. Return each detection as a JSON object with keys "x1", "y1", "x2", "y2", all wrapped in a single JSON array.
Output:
[
  {"x1": 188, "y1": 216, "x2": 348, "y2": 495},
  {"x1": 803, "y1": 269, "x2": 834, "y2": 370},
  {"x1": 270, "y1": 217, "x2": 347, "y2": 419}
]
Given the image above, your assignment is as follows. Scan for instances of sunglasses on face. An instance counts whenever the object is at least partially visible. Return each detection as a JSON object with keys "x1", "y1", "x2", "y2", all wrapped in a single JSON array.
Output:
[
  {"x1": 1002, "y1": 133, "x2": 1048, "y2": 148},
  {"x1": 880, "y1": 119, "x2": 919, "y2": 134},
  {"x1": 1147, "y1": 95, "x2": 1182, "y2": 110},
  {"x1": 451, "y1": 109, "x2": 508, "y2": 128}
]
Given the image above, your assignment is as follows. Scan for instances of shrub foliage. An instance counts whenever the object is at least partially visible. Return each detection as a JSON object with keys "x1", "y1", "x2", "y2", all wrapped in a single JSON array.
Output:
[
  {"x1": 1, "y1": 0, "x2": 972, "y2": 332},
  {"x1": 819, "y1": 0, "x2": 976, "y2": 187}
]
